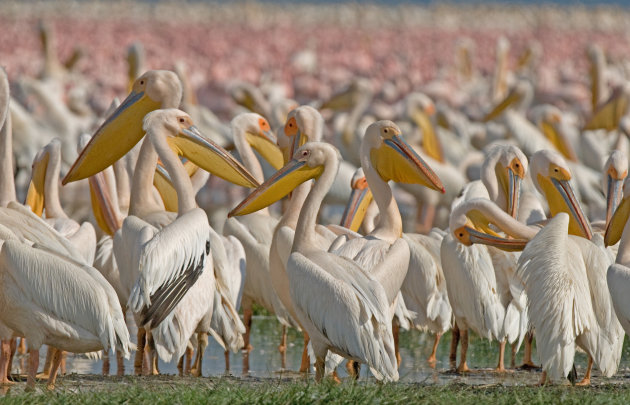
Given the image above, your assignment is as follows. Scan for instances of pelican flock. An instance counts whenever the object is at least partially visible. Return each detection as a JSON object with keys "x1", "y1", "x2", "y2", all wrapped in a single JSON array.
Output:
[{"x1": 3, "y1": 4, "x2": 630, "y2": 392}]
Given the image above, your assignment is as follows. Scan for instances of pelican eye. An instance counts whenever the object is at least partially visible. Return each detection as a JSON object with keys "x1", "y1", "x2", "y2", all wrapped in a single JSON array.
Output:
[
  {"x1": 459, "y1": 233, "x2": 464, "y2": 237},
  {"x1": 554, "y1": 168, "x2": 559, "y2": 173},
  {"x1": 139, "y1": 80, "x2": 145, "y2": 85},
  {"x1": 384, "y1": 128, "x2": 388, "y2": 134},
  {"x1": 179, "y1": 118, "x2": 185, "y2": 123}
]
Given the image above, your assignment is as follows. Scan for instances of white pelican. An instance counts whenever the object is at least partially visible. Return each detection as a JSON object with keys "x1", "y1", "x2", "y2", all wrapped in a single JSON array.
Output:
[
  {"x1": 128, "y1": 110, "x2": 255, "y2": 373},
  {"x1": 230, "y1": 140, "x2": 399, "y2": 382},
  {"x1": 152, "y1": 163, "x2": 247, "y2": 374},
  {"x1": 599, "y1": 150, "x2": 628, "y2": 232},
  {"x1": 0, "y1": 95, "x2": 131, "y2": 389},
  {"x1": 175, "y1": 61, "x2": 232, "y2": 148},
  {"x1": 0, "y1": 67, "x2": 16, "y2": 385},
  {"x1": 25, "y1": 139, "x2": 97, "y2": 265},
  {"x1": 404, "y1": 93, "x2": 443, "y2": 163},
  {"x1": 480, "y1": 145, "x2": 533, "y2": 367},
  {"x1": 606, "y1": 178, "x2": 630, "y2": 338},
  {"x1": 441, "y1": 181, "x2": 506, "y2": 372},
  {"x1": 64, "y1": 72, "x2": 258, "y2": 375},
  {"x1": 22, "y1": 138, "x2": 100, "y2": 378},
  {"x1": 268, "y1": 105, "x2": 350, "y2": 375},
  {"x1": 206, "y1": 227, "x2": 247, "y2": 373},
  {"x1": 453, "y1": 151, "x2": 624, "y2": 385},
  {"x1": 222, "y1": 112, "x2": 293, "y2": 372},
  {"x1": 0, "y1": 223, "x2": 131, "y2": 390},
  {"x1": 587, "y1": 43, "x2": 609, "y2": 112},
  {"x1": 319, "y1": 78, "x2": 373, "y2": 168},
  {"x1": 339, "y1": 168, "x2": 451, "y2": 366},
  {"x1": 63, "y1": 70, "x2": 185, "y2": 374},
  {"x1": 329, "y1": 121, "x2": 444, "y2": 370},
  {"x1": 438, "y1": 144, "x2": 530, "y2": 372},
  {"x1": 0, "y1": 68, "x2": 125, "y2": 388}
]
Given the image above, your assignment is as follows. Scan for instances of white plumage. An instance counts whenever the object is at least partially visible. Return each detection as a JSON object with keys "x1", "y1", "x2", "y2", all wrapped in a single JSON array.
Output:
[
  {"x1": 0, "y1": 236, "x2": 130, "y2": 356},
  {"x1": 517, "y1": 214, "x2": 623, "y2": 381},
  {"x1": 441, "y1": 234, "x2": 505, "y2": 342},
  {"x1": 400, "y1": 232, "x2": 452, "y2": 336},
  {"x1": 128, "y1": 208, "x2": 209, "y2": 327}
]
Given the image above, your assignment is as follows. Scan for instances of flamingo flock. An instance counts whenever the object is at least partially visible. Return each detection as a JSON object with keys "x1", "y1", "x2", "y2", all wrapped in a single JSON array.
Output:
[{"x1": 1, "y1": 6, "x2": 630, "y2": 391}]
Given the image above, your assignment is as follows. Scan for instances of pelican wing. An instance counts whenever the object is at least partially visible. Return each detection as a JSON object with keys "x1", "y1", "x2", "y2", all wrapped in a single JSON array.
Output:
[
  {"x1": 401, "y1": 233, "x2": 451, "y2": 334},
  {"x1": 440, "y1": 235, "x2": 505, "y2": 341},
  {"x1": 223, "y1": 215, "x2": 296, "y2": 327},
  {"x1": 0, "y1": 202, "x2": 84, "y2": 263},
  {"x1": 208, "y1": 227, "x2": 246, "y2": 351},
  {"x1": 288, "y1": 250, "x2": 398, "y2": 382},
  {"x1": 516, "y1": 214, "x2": 594, "y2": 381},
  {"x1": 608, "y1": 264, "x2": 630, "y2": 340},
  {"x1": 114, "y1": 215, "x2": 158, "y2": 301},
  {"x1": 2, "y1": 240, "x2": 129, "y2": 354},
  {"x1": 331, "y1": 236, "x2": 410, "y2": 304},
  {"x1": 128, "y1": 209, "x2": 210, "y2": 328},
  {"x1": 576, "y1": 234, "x2": 623, "y2": 377},
  {"x1": 153, "y1": 264, "x2": 215, "y2": 362},
  {"x1": 487, "y1": 247, "x2": 528, "y2": 348},
  {"x1": 93, "y1": 235, "x2": 126, "y2": 307}
]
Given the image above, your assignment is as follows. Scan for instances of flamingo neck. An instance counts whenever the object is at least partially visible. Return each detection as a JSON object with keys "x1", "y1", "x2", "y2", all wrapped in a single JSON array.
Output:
[
  {"x1": 364, "y1": 159, "x2": 402, "y2": 242},
  {"x1": 293, "y1": 159, "x2": 339, "y2": 253},
  {"x1": 43, "y1": 148, "x2": 67, "y2": 219}
]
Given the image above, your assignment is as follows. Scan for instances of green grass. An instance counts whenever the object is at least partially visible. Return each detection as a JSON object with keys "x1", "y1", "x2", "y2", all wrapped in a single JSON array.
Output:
[{"x1": 3, "y1": 377, "x2": 630, "y2": 405}]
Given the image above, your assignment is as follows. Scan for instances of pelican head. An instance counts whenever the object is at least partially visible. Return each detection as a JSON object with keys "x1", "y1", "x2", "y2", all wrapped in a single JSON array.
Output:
[
  {"x1": 232, "y1": 113, "x2": 283, "y2": 169},
  {"x1": 280, "y1": 105, "x2": 324, "y2": 164},
  {"x1": 531, "y1": 105, "x2": 577, "y2": 162},
  {"x1": 25, "y1": 138, "x2": 62, "y2": 217},
  {"x1": 63, "y1": 70, "x2": 182, "y2": 184},
  {"x1": 320, "y1": 78, "x2": 373, "y2": 111},
  {"x1": 483, "y1": 80, "x2": 533, "y2": 122},
  {"x1": 605, "y1": 177, "x2": 630, "y2": 247},
  {"x1": 405, "y1": 93, "x2": 442, "y2": 162},
  {"x1": 229, "y1": 142, "x2": 338, "y2": 217},
  {"x1": 584, "y1": 83, "x2": 630, "y2": 131},
  {"x1": 531, "y1": 149, "x2": 592, "y2": 239},
  {"x1": 604, "y1": 150, "x2": 628, "y2": 227},
  {"x1": 450, "y1": 198, "x2": 530, "y2": 252},
  {"x1": 481, "y1": 144, "x2": 527, "y2": 218},
  {"x1": 455, "y1": 38, "x2": 475, "y2": 81},
  {"x1": 229, "y1": 81, "x2": 270, "y2": 117},
  {"x1": 362, "y1": 120, "x2": 445, "y2": 192},
  {"x1": 144, "y1": 109, "x2": 259, "y2": 189},
  {"x1": 321, "y1": 78, "x2": 373, "y2": 147},
  {"x1": 339, "y1": 168, "x2": 374, "y2": 232}
]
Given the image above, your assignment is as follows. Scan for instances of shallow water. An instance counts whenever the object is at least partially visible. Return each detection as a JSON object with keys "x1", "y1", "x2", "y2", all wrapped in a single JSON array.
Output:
[{"x1": 9, "y1": 316, "x2": 630, "y2": 385}]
